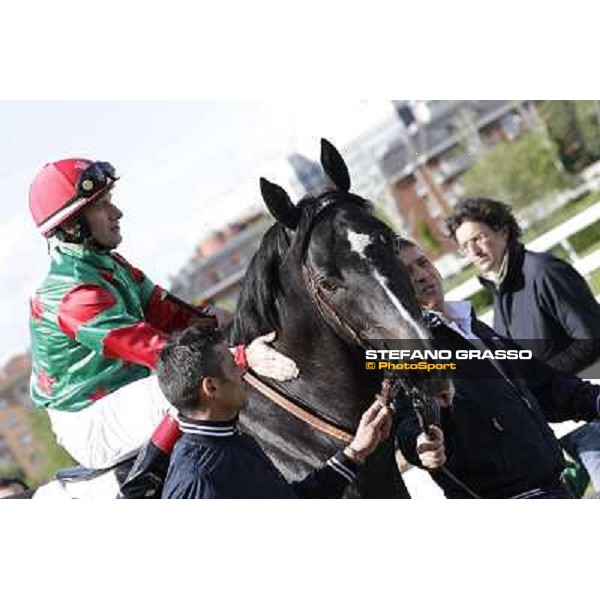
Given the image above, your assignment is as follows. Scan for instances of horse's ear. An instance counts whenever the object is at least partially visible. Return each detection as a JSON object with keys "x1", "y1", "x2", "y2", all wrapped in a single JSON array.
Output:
[
  {"x1": 260, "y1": 178, "x2": 301, "y2": 230},
  {"x1": 320, "y1": 138, "x2": 351, "y2": 192}
]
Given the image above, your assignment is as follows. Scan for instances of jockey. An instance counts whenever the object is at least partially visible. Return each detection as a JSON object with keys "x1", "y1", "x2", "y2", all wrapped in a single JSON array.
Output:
[{"x1": 28, "y1": 158, "x2": 298, "y2": 470}]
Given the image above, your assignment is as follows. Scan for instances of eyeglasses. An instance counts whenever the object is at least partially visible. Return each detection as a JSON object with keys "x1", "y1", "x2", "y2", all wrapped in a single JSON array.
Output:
[
  {"x1": 457, "y1": 232, "x2": 490, "y2": 255},
  {"x1": 76, "y1": 161, "x2": 118, "y2": 198}
]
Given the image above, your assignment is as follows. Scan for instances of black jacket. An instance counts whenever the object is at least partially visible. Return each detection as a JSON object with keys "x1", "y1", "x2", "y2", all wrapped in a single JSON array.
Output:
[
  {"x1": 395, "y1": 314, "x2": 600, "y2": 498},
  {"x1": 479, "y1": 242, "x2": 600, "y2": 375},
  {"x1": 161, "y1": 415, "x2": 358, "y2": 499}
]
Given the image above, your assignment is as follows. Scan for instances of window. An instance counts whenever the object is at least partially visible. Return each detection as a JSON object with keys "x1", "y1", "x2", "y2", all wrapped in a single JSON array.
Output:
[
  {"x1": 500, "y1": 113, "x2": 522, "y2": 140},
  {"x1": 5, "y1": 413, "x2": 20, "y2": 429},
  {"x1": 425, "y1": 196, "x2": 443, "y2": 219},
  {"x1": 414, "y1": 180, "x2": 428, "y2": 198}
]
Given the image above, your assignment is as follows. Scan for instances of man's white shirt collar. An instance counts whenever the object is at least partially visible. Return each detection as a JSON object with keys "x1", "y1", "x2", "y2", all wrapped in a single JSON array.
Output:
[{"x1": 433, "y1": 300, "x2": 477, "y2": 339}]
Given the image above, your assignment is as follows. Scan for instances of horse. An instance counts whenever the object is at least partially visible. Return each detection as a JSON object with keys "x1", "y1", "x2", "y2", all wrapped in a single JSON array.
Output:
[{"x1": 230, "y1": 139, "x2": 452, "y2": 498}]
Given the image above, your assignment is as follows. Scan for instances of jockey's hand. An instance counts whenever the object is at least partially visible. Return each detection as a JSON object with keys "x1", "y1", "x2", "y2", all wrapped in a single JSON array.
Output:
[
  {"x1": 344, "y1": 399, "x2": 394, "y2": 464},
  {"x1": 190, "y1": 315, "x2": 219, "y2": 330},
  {"x1": 207, "y1": 306, "x2": 234, "y2": 328},
  {"x1": 193, "y1": 305, "x2": 232, "y2": 329},
  {"x1": 416, "y1": 425, "x2": 446, "y2": 470},
  {"x1": 245, "y1": 332, "x2": 299, "y2": 381}
]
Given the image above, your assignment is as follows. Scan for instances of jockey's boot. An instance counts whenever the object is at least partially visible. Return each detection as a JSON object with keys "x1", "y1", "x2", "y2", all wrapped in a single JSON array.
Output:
[{"x1": 119, "y1": 413, "x2": 182, "y2": 499}]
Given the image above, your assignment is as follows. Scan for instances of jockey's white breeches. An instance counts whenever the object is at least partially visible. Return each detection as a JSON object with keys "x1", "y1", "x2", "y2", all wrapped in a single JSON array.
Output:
[{"x1": 47, "y1": 375, "x2": 174, "y2": 469}]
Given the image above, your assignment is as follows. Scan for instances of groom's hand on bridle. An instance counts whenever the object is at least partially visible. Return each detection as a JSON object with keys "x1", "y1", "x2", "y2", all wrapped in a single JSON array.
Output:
[{"x1": 344, "y1": 399, "x2": 394, "y2": 464}]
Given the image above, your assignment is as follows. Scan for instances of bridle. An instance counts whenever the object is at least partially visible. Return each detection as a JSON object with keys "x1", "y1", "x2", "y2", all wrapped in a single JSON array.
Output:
[
  {"x1": 302, "y1": 263, "x2": 364, "y2": 347},
  {"x1": 244, "y1": 198, "x2": 480, "y2": 498}
]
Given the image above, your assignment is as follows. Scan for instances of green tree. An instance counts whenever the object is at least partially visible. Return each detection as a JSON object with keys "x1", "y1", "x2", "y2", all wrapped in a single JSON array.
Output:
[
  {"x1": 0, "y1": 460, "x2": 25, "y2": 480},
  {"x1": 574, "y1": 101, "x2": 600, "y2": 161},
  {"x1": 539, "y1": 100, "x2": 600, "y2": 172},
  {"x1": 416, "y1": 219, "x2": 442, "y2": 255},
  {"x1": 460, "y1": 131, "x2": 571, "y2": 207},
  {"x1": 539, "y1": 101, "x2": 581, "y2": 172}
]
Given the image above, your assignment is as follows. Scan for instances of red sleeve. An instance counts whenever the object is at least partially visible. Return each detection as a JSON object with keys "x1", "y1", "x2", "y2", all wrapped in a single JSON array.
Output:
[
  {"x1": 232, "y1": 344, "x2": 248, "y2": 370},
  {"x1": 145, "y1": 285, "x2": 207, "y2": 334},
  {"x1": 58, "y1": 285, "x2": 117, "y2": 338},
  {"x1": 103, "y1": 323, "x2": 167, "y2": 369}
]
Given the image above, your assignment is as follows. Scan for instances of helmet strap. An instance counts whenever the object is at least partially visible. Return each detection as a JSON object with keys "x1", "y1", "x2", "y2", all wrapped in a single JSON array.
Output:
[
  {"x1": 55, "y1": 214, "x2": 89, "y2": 245},
  {"x1": 55, "y1": 214, "x2": 111, "y2": 252}
]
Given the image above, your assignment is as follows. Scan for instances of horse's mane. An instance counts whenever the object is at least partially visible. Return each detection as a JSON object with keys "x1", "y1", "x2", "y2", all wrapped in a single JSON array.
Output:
[
  {"x1": 229, "y1": 222, "x2": 289, "y2": 344},
  {"x1": 231, "y1": 191, "x2": 372, "y2": 345},
  {"x1": 230, "y1": 197, "x2": 318, "y2": 344}
]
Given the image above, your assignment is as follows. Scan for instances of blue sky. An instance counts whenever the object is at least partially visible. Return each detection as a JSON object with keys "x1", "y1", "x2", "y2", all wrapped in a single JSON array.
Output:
[{"x1": 0, "y1": 100, "x2": 393, "y2": 364}]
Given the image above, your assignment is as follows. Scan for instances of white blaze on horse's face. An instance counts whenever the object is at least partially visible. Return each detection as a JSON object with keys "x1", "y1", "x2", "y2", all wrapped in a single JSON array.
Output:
[
  {"x1": 372, "y1": 271, "x2": 428, "y2": 341},
  {"x1": 346, "y1": 228, "x2": 428, "y2": 341},
  {"x1": 347, "y1": 230, "x2": 372, "y2": 260}
]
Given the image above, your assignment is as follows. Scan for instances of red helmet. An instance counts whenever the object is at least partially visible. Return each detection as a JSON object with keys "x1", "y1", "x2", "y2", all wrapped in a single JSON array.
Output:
[{"x1": 29, "y1": 158, "x2": 117, "y2": 237}]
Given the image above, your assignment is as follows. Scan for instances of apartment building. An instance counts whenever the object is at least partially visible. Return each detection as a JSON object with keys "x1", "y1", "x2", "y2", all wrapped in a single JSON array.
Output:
[
  {"x1": 381, "y1": 100, "x2": 533, "y2": 256},
  {"x1": 0, "y1": 354, "x2": 47, "y2": 479}
]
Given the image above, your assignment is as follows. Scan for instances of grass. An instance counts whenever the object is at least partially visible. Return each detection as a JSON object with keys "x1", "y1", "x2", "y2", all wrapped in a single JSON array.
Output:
[
  {"x1": 468, "y1": 288, "x2": 494, "y2": 313},
  {"x1": 521, "y1": 190, "x2": 600, "y2": 244},
  {"x1": 589, "y1": 267, "x2": 600, "y2": 296},
  {"x1": 26, "y1": 409, "x2": 76, "y2": 487},
  {"x1": 579, "y1": 237, "x2": 600, "y2": 258},
  {"x1": 548, "y1": 245, "x2": 570, "y2": 262},
  {"x1": 442, "y1": 263, "x2": 478, "y2": 292},
  {"x1": 569, "y1": 221, "x2": 600, "y2": 257}
]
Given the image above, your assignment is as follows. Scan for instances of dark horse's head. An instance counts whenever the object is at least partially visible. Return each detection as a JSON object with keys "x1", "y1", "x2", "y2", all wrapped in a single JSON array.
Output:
[{"x1": 231, "y1": 139, "x2": 450, "y2": 497}]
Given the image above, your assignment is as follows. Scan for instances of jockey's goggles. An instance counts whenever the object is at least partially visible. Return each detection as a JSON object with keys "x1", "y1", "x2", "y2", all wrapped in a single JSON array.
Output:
[{"x1": 75, "y1": 161, "x2": 119, "y2": 199}]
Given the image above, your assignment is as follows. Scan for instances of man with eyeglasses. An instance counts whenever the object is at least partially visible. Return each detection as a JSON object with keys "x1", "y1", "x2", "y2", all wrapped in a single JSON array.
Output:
[
  {"x1": 445, "y1": 197, "x2": 600, "y2": 494},
  {"x1": 27, "y1": 158, "x2": 298, "y2": 473}
]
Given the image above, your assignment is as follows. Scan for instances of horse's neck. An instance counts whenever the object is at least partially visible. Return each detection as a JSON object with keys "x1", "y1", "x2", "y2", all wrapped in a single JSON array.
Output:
[{"x1": 274, "y1": 312, "x2": 379, "y2": 427}]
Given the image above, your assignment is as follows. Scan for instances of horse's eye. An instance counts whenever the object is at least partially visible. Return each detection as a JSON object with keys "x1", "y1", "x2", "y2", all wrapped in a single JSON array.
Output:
[{"x1": 319, "y1": 279, "x2": 338, "y2": 292}]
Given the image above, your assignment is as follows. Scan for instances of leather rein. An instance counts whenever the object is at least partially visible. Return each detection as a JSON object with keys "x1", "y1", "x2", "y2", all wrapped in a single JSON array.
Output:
[
  {"x1": 244, "y1": 371, "x2": 354, "y2": 444},
  {"x1": 244, "y1": 261, "x2": 405, "y2": 446}
]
